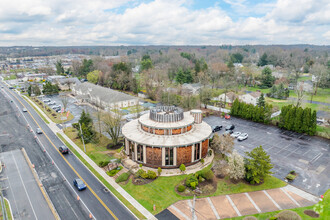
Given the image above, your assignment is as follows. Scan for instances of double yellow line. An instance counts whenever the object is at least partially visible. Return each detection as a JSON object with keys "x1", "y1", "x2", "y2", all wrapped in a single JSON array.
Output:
[{"x1": 8, "y1": 89, "x2": 118, "y2": 220}]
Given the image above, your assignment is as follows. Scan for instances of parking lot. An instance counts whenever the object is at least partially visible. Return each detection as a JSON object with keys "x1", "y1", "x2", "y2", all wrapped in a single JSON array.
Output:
[
  {"x1": 0, "y1": 150, "x2": 55, "y2": 220},
  {"x1": 204, "y1": 116, "x2": 329, "y2": 196}
]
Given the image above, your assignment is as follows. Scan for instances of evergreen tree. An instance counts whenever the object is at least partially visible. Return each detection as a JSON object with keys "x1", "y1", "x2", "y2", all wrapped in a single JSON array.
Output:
[
  {"x1": 245, "y1": 146, "x2": 273, "y2": 184},
  {"x1": 27, "y1": 85, "x2": 32, "y2": 96},
  {"x1": 277, "y1": 83, "x2": 285, "y2": 99},
  {"x1": 302, "y1": 108, "x2": 311, "y2": 133},
  {"x1": 261, "y1": 67, "x2": 275, "y2": 88},
  {"x1": 310, "y1": 110, "x2": 317, "y2": 135},
  {"x1": 258, "y1": 53, "x2": 268, "y2": 66},
  {"x1": 257, "y1": 93, "x2": 265, "y2": 108},
  {"x1": 294, "y1": 107, "x2": 303, "y2": 133},
  {"x1": 270, "y1": 85, "x2": 277, "y2": 98}
]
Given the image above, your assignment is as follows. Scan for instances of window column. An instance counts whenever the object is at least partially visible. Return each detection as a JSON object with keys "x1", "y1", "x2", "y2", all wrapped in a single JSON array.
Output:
[
  {"x1": 173, "y1": 147, "x2": 177, "y2": 166},
  {"x1": 134, "y1": 142, "x2": 137, "y2": 161},
  {"x1": 191, "y1": 144, "x2": 195, "y2": 162},
  {"x1": 162, "y1": 148, "x2": 165, "y2": 166},
  {"x1": 199, "y1": 141, "x2": 202, "y2": 160},
  {"x1": 143, "y1": 145, "x2": 146, "y2": 164},
  {"x1": 125, "y1": 138, "x2": 129, "y2": 155}
]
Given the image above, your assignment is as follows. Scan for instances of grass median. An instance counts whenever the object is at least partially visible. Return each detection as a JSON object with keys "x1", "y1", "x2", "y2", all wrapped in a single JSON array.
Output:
[
  {"x1": 57, "y1": 133, "x2": 145, "y2": 219},
  {"x1": 0, "y1": 198, "x2": 12, "y2": 220},
  {"x1": 23, "y1": 96, "x2": 50, "y2": 124}
]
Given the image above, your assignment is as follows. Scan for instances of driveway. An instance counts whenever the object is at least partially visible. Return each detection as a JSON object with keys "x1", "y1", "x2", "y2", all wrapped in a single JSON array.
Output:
[
  {"x1": 204, "y1": 116, "x2": 330, "y2": 196},
  {"x1": 165, "y1": 185, "x2": 317, "y2": 220}
]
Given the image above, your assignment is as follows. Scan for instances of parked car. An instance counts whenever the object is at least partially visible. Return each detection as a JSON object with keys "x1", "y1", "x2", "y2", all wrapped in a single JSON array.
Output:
[
  {"x1": 55, "y1": 108, "x2": 61, "y2": 113},
  {"x1": 73, "y1": 178, "x2": 86, "y2": 191},
  {"x1": 52, "y1": 105, "x2": 61, "y2": 110},
  {"x1": 237, "y1": 133, "x2": 248, "y2": 141},
  {"x1": 225, "y1": 124, "x2": 235, "y2": 131},
  {"x1": 48, "y1": 101, "x2": 56, "y2": 105},
  {"x1": 223, "y1": 130, "x2": 233, "y2": 135},
  {"x1": 43, "y1": 99, "x2": 51, "y2": 103},
  {"x1": 231, "y1": 131, "x2": 241, "y2": 138},
  {"x1": 22, "y1": 108, "x2": 28, "y2": 112},
  {"x1": 9, "y1": 86, "x2": 14, "y2": 89},
  {"x1": 212, "y1": 125, "x2": 222, "y2": 133},
  {"x1": 36, "y1": 128, "x2": 43, "y2": 134},
  {"x1": 59, "y1": 145, "x2": 69, "y2": 154}
]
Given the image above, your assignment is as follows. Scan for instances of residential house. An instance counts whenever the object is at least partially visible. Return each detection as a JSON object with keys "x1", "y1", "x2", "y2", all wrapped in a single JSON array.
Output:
[
  {"x1": 239, "y1": 91, "x2": 261, "y2": 106},
  {"x1": 72, "y1": 82, "x2": 139, "y2": 110},
  {"x1": 214, "y1": 91, "x2": 238, "y2": 104}
]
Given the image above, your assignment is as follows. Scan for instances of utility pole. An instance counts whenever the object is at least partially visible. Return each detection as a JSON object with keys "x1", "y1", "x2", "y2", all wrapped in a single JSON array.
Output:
[{"x1": 79, "y1": 122, "x2": 86, "y2": 152}]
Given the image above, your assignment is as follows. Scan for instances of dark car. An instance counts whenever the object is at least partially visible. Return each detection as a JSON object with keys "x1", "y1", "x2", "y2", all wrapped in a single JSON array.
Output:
[
  {"x1": 73, "y1": 178, "x2": 86, "y2": 191},
  {"x1": 212, "y1": 125, "x2": 222, "y2": 133},
  {"x1": 223, "y1": 130, "x2": 234, "y2": 135},
  {"x1": 59, "y1": 145, "x2": 69, "y2": 154},
  {"x1": 225, "y1": 124, "x2": 235, "y2": 131}
]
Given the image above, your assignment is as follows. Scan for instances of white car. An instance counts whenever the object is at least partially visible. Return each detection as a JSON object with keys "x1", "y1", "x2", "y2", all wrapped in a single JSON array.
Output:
[
  {"x1": 237, "y1": 133, "x2": 248, "y2": 141},
  {"x1": 48, "y1": 101, "x2": 56, "y2": 105},
  {"x1": 231, "y1": 132, "x2": 241, "y2": 138},
  {"x1": 36, "y1": 128, "x2": 43, "y2": 134},
  {"x1": 22, "y1": 108, "x2": 28, "y2": 112},
  {"x1": 43, "y1": 99, "x2": 51, "y2": 103}
]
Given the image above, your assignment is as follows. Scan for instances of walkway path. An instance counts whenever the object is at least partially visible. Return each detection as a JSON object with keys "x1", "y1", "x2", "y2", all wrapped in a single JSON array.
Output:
[{"x1": 167, "y1": 185, "x2": 319, "y2": 219}]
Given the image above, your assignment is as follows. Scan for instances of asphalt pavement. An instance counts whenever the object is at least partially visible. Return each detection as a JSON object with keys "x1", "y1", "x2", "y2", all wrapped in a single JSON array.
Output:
[
  {"x1": 204, "y1": 116, "x2": 330, "y2": 196},
  {"x1": 0, "y1": 83, "x2": 136, "y2": 220},
  {"x1": 0, "y1": 149, "x2": 55, "y2": 220}
]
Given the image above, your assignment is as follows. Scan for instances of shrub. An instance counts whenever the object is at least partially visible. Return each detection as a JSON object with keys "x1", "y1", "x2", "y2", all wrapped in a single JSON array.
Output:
[
  {"x1": 180, "y1": 164, "x2": 186, "y2": 172},
  {"x1": 290, "y1": 170, "x2": 296, "y2": 174},
  {"x1": 269, "y1": 217, "x2": 277, "y2": 220},
  {"x1": 202, "y1": 169, "x2": 214, "y2": 180},
  {"x1": 275, "y1": 210, "x2": 301, "y2": 220},
  {"x1": 157, "y1": 167, "x2": 162, "y2": 176},
  {"x1": 136, "y1": 169, "x2": 148, "y2": 179},
  {"x1": 190, "y1": 182, "x2": 197, "y2": 189},
  {"x1": 98, "y1": 161, "x2": 109, "y2": 167},
  {"x1": 147, "y1": 170, "x2": 157, "y2": 179},
  {"x1": 116, "y1": 172, "x2": 130, "y2": 183},
  {"x1": 185, "y1": 174, "x2": 199, "y2": 189},
  {"x1": 201, "y1": 158, "x2": 205, "y2": 164},
  {"x1": 198, "y1": 175, "x2": 204, "y2": 182},
  {"x1": 107, "y1": 169, "x2": 119, "y2": 177},
  {"x1": 286, "y1": 174, "x2": 296, "y2": 181},
  {"x1": 139, "y1": 164, "x2": 143, "y2": 168},
  {"x1": 178, "y1": 185, "x2": 186, "y2": 192}
]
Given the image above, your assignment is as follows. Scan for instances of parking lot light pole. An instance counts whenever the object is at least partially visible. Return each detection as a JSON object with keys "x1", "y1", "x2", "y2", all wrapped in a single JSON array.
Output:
[{"x1": 79, "y1": 122, "x2": 86, "y2": 152}]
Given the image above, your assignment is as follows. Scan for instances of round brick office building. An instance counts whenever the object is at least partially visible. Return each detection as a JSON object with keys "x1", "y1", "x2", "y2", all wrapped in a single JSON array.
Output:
[{"x1": 122, "y1": 106, "x2": 212, "y2": 168}]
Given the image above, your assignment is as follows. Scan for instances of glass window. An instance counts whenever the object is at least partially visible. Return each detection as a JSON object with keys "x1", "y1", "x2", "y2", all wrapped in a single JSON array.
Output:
[
  {"x1": 165, "y1": 148, "x2": 174, "y2": 165},
  {"x1": 137, "y1": 145, "x2": 143, "y2": 162},
  {"x1": 195, "y1": 143, "x2": 200, "y2": 161}
]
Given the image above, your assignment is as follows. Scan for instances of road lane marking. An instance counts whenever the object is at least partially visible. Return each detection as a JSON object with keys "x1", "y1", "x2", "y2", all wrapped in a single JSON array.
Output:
[
  {"x1": 11, "y1": 151, "x2": 38, "y2": 220},
  {"x1": 6, "y1": 89, "x2": 118, "y2": 220}
]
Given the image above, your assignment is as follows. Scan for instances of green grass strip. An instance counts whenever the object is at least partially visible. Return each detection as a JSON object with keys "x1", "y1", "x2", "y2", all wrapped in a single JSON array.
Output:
[
  {"x1": 23, "y1": 96, "x2": 50, "y2": 124},
  {"x1": 57, "y1": 133, "x2": 145, "y2": 220}
]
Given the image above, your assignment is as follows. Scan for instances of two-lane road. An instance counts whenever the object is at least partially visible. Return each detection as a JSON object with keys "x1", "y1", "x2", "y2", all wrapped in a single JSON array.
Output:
[{"x1": 1, "y1": 83, "x2": 137, "y2": 220}]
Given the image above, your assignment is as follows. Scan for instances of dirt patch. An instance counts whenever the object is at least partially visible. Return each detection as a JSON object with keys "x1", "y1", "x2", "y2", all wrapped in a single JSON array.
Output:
[
  {"x1": 304, "y1": 210, "x2": 320, "y2": 218},
  {"x1": 131, "y1": 176, "x2": 157, "y2": 185},
  {"x1": 106, "y1": 141, "x2": 123, "y2": 150}
]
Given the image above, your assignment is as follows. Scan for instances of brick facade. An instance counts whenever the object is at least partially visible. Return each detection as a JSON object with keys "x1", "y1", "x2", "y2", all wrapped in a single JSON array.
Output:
[
  {"x1": 176, "y1": 146, "x2": 192, "y2": 165},
  {"x1": 202, "y1": 139, "x2": 208, "y2": 158},
  {"x1": 146, "y1": 146, "x2": 162, "y2": 166},
  {"x1": 141, "y1": 124, "x2": 193, "y2": 135}
]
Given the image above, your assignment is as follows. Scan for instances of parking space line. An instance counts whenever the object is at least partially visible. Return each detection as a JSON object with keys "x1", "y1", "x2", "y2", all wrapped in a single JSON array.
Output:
[
  {"x1": 263, "y1": 190, "x2": 282, "y2": 210},
  {"x1": 207, "y1": 197, "x2": 221, "y2": 219},
  {"x1": 10, "y1": 151, "x2": 38, "y2": 220},
  {"x1": 226, "y1": 195, "x2": 241, "y2": 216},
  {"x1": 280, "y1": 188, "x2": 300, "y2": 207},
  {"x1": 169, "y1": 205, "x2": 190, "y2": 220},
  {"x1": 245, "y1": 193, "x2": 261, "y2": 213},
  {"x1": 302, "y1": 149, "x2": 311, "y2": 156},
  {"x1": 276, "y1": 144, "x2": 291, "y2": 154}
]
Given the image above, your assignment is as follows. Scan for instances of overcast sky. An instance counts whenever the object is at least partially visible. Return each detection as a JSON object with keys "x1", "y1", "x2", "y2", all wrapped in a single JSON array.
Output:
[{"x1": 0, "y1": 0, "x2": 329, "y2": 46}]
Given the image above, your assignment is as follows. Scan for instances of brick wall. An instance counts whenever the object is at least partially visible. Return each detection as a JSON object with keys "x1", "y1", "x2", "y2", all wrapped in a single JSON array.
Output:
[
  {"x1": 154, "y1": 129, "x2": 164, "y2": 135},
  {"x1": 141, "y1": 125, "x2": 149, "y2": 132},
  {"x1": 177, "y1": 146, "x2": 192, "y2": 165},
  {"x1": 202, "y1": 139, "x2": 208, "y2": 158},
  {"x1": 172, "y1": 128, "x2": 182, "y2": 135},
  {"x1": 187, "y1": 125, "x2": 192, "y2": 132},
  {"x1": 146, "y1": 146, "x2": 162, "y2": 166}
]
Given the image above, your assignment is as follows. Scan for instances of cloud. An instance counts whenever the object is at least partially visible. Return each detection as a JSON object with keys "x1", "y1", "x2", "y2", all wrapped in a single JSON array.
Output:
[{"x1": 0, "y1": 0, "x2": 329, "y2": 46}]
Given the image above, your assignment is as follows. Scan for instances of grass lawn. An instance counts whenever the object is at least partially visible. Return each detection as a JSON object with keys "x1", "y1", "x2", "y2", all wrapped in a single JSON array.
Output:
[
  {"x1": 63, "y1": 127, "x2": 117, "y2": 165},
  {"x1": 27, "y1": 96, "x2": 74, "y2": 124},
  {"x1": 57, "y1": 133, "x2": 145, "y2": 219},
  {"x1": 290, "y1": 88, "x2": 330, "y2": 104},
  {"x1": 121, "y1": 165, "x2": 286, "y2": 215},
  {"x1": 245, "y1": 86, "x2": 271, "y2": 94},
  {"x1": 0, "y1": 198, "x2": 12, "y2": 220},
  {"x1": 316, "y1": 125, "x2": 330, "y2": 139}
]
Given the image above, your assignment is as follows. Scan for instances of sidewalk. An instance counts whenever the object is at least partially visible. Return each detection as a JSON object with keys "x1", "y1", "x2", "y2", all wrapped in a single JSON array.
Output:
[
  {"x1": 168, "y1": 185, "x2": 319, "y2": 219},
  {"x1": 23, "y1": 94, "x2": 156, "y2": 220}
]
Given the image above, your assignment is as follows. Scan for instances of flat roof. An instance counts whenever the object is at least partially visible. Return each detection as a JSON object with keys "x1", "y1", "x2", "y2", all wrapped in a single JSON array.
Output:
[
  {"x1": 122, "y1": 119, "x2": 212, "y2": 147},
  {"x1": 139, "y1": 112, "x2": 195, "y2": 129}
]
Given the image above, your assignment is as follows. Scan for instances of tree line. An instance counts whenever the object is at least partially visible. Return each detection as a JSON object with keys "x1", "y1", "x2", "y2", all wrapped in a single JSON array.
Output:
[
  {"x1": 230, "y1": 99, "x2": 273, "y2": 124},
  {"x1": 279, "y1": 105, "x2": 317, "y2": 135}
]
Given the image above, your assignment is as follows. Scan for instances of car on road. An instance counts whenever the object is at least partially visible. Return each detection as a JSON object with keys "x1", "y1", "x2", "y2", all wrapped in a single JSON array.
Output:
[
  {"x1": 9, "y1": 86, "x2": 14, "y2": 89},
  {"x1": 59, "y1": 145, "x2": 69, "y2": 154},
  {"x1": 22, "y1": 108, "x2": 28, "y2": 112},
  {"x1": 231, "y1": 131, "x2": 241, "y2": 138},
  {"x1": 223, "y1": 130, "x2": 234, "y2": 135},
  {"x1": 212, "y1": 125, "x2": 222, "y2": 133},
  {"x1": 73, "y1": 178, "x2": 86, "y2": 191},
  {"x1": 237, "y1": 133, "x2": 248, "y2": 141},
  {"x1": 36, "y1": 128, "x2": 43, "y2": 134},
  {"x1": 43, "y1": 99, "x2": 51, "y2": 103},
  {"x1": 225, "y1": 124, "x2": 235, "y2": 131}
]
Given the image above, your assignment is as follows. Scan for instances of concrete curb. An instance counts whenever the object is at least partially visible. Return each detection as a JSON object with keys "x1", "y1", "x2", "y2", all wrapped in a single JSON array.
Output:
[
  {"x1": 21, "y1": 148, "x2": 60, "y2": 220},
  {"x1": 4, "y1": 197, "x2": 14, "y2": 220}
]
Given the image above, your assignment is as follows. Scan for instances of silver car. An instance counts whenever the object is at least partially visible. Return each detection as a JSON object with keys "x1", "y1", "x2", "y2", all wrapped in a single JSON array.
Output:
[
  {"x1": 231, "y1": 132, "x2": 241, "y2": 138},
  {"x1": 36, "y1": 128, "x2": 43, "y2": 134},
  {"x1": 237, "y1": 133, "x2": 248, "y2": 141},
  {"x1": 22, "y1": 108, "x2": 28, "y2": 112}
]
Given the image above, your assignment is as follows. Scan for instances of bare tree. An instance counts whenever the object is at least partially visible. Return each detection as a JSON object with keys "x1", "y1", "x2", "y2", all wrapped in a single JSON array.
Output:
[
  {"x1": 310, "y1": 63, "x2": 327, "y2": 97},
  {"x1": 210, "y1": 134, "x2": 234, "y2": 159},
  {"x1": 213, "y1": 159, "x2": 229, "y2": 178},
  {"x1": 295, "y1": 83, "x2": 304, "y2": 108},
  {"x1": 60, "y1": 95, "x2": 68, "y2": 112},
  {"x1": 102, "y1": 110, "x2": 122, "y2": 147}
]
